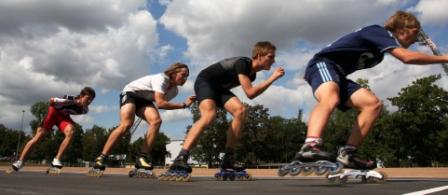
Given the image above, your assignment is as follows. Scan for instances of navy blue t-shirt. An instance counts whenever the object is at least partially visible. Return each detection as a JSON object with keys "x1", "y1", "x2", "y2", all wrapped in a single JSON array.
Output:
[{"x1": 310, "y1": 25, "x2": 400, "y2": 75}]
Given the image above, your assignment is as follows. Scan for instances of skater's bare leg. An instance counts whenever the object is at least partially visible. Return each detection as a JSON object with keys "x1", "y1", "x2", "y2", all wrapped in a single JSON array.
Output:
[
  {"x1": 101, "y1": 103, "x2": 136, "y2": 156},
  {"x1": 138, "y1": 105, "x2": 162, "y2": 154},
  {"x1": 306, "y1": 82, "x2": 340, "y2": 138},
  {"x1": 54, "y1": 124, "x2": 75, "y2": 160},
  {"x1": 19, "y1": 127, "x2": 49, "y2": 161},
  {"x1": 224, "y1": 97, "x2": 246, "y2": 149},
  {"x1": 182, "y1": 99, "x2": 217, "y2": 150},
  {"x1": 345, "y1": 88, "x2": 382, "y2": 147}
]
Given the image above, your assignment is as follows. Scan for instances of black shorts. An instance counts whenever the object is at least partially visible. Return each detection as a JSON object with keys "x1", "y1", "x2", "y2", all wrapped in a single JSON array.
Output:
[
  {"x1": 120, "y1": 92, "x2": 154, "y2": 111},
  {"x1": 194, "y1": 77, "x2": 235, "y2": 108}
]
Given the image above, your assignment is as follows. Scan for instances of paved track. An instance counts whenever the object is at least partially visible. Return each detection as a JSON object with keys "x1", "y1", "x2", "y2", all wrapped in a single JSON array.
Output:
[{"x1": 1, "y1": 171, "x2": 448, "y2": 195}]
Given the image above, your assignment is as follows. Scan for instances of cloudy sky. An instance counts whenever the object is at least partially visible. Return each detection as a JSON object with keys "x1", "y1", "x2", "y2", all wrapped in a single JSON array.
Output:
[{"x1": 1, "y1": 0, "x2": 447, "y2": 140}]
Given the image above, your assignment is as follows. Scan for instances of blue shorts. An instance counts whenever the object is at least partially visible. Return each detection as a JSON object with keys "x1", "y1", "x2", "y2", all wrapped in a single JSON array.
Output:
[
  {"x1": 194, "y1": 77, "x2": 236, "y2": 108},
  {"x1": 304, "y1": 59, "x2": 361, "y2": 111}
]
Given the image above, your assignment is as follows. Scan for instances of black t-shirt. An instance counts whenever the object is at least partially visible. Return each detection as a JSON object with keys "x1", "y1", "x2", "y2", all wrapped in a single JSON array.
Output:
[{"x1": 198, "y1": 56, "x2": 256, "y2": 89}]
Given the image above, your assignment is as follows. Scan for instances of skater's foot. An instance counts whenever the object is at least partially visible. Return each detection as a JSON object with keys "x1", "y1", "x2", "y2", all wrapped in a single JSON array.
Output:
[
  {"x1": 294, "y1": 142, "x2": 335, "y2": 162},
  {"x1": 169, "y1": 154, "x2": 191, "y2": 173},
  {"x1": 337, "y1": 146, "x2": 376, "y2": 170},
  {"x1": 12, "y1": 160, "x2": 23, "y2": 171},
  {"x1": 221, "y1": 153, "x2": 246, "y2": 172},
  {"x1": 135, "y1": 155, "x2": 153, "y2": 170},
  {"x1": 51, "y1": 158, "x2": 63, "y2": 169},
  {"x1": 93, "y1": 155, "x2": 106, "y2": 171}
]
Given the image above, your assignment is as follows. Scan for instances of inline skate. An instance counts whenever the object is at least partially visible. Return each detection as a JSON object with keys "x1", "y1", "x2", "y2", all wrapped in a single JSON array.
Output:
[
  {"x1": 129, "y1": 155, "x2": 156, "y2": 178},
  {"x1": 278, "y1": 143, "x2": 343, "y2": 177},
  {"x1": 87, "y1": 156, "x2": 106, "y2": 177},
  {"x1": 5, "y1": 160, "x2": 23, "y2": 174},
  {"x1": 214, "y1": 153, "x2": 252, "y2": 181},
  {"x1": 158, "y1": 155, "x2": 191, "y2": 182},
  {"x1": 327, "y1": 146, "x2": 386, "y2": 183},
  {"x1": 46, "y1": 158, "x2": 63, "y2": 175}
]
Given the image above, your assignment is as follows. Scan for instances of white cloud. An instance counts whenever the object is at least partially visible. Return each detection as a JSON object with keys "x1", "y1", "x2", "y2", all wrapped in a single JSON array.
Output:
[
  {"x1": 160, "y1": 109, "x2": 192, "y2": 122},
  {"x1": 411, "y1": 0, "x2": 448, "y2": 26},
  {"x1": 89, "y1": 105, "x2": 119, "y2": 113},
  {"x1": 160, "y1": 0, "x2": 403, "y2": 67},
  {"x1": 0, "y1": 0, "x2": 159, "y2": 128}
]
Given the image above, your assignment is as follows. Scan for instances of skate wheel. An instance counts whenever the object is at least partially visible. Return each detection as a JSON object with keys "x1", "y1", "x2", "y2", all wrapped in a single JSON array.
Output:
[
  {"x1": 327, "y1": 174, "x2": 339, "y2": 184},
  {"x1": 314, "y1": 166, "x2": 328, "y2": 176},
  {"x1": 301, "y1": 166, "x2": 314, "y2": 176},
  {"x1": 229, "y1": 174, "x2": 235, "y2": 181},
  {"x1": 277, "y1": 167, "x2": 289, "y2": 177},
  {"x1": 329, "y1": 162, "x2": 344, "y2": 174},
  {"x1": 289, "y1": 167, "x2": 302, "y2": 176},
  {"x1": 128, "y1": 170, "x2": 135, "y2": 178}
]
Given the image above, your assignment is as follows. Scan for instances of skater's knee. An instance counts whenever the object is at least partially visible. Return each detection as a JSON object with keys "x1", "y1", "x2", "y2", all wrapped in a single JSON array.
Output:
[
  {"x1": 148, "y1": 117, "x2": 162, "y2": 127},
  {"x1": 200, "y1": 113, "x2": 216, "y2": 127},
  {"x1": 64, "y1": 128, "x2": 75, "y2": 139},
  {"x1": 119, "y1": 121, "x2": 134, "y2": 131},
  {"x1": 320, "y1": 95, "x2": 340, "y2": 109},
  {"x1": 232, "y1": 106, "x2": 246, "y2": 120},
  {"x1": 365, "y1": 97, "x2": 383, "y2": 113}
]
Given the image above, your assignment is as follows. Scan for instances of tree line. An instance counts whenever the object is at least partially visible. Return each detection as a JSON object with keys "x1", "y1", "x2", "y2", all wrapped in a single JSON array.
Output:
[{"x1": 1, "y1": 75, "x2": 447, "y2": 167}]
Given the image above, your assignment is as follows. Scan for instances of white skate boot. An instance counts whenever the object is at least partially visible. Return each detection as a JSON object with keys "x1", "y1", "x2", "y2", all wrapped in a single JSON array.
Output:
[{"x1": 47, "y1": 158, "x2": 63, "y2": 175}]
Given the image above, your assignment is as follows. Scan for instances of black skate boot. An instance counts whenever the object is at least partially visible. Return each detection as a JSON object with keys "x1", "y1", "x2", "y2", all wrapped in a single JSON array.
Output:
[
  {"x1": 327, "y1": 146, "x2": 386, "y2": 183},
  {"x1": 278, "y1": 142, "x2": 342, "y2": 177},
  {"x1": 158, "y1": 154, "x2": 192, "y2": 182},
  {"x1": 88, "y1": 155, "x2": 106, "y2": 177},
  {"x1": 129, "y1": 154, "x2": 156, "y2": 178},
  {"x1": 215, "y1": 153, "x2": 252, "y2": 181}
]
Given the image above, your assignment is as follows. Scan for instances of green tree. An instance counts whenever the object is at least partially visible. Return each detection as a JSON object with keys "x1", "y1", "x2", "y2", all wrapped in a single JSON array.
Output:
[
  {"x1": 387, "y1": 75, "x2": 448, "y2": 166},
  {"x1": 0, "y1": 124, "x2": 29, "y2": 158},
  {"x1": 82, "y1": 125, "x2": 107, "y2": 161}
]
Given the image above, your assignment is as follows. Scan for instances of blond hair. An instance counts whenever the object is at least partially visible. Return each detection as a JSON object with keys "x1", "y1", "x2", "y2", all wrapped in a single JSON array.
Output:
[
  {"x1": 384, "y1": 11, "x2": 420, "y2": 32},
  {"x1": 164, "y1": 62, "x2": 189, "y2": 78},
  {"x1": 252, "y1": 41, "x2": 276, "y2": 59}
]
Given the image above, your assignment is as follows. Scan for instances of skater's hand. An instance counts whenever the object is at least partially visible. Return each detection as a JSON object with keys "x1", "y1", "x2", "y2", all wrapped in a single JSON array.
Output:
[
  {"x1": 270, "y1": 67, "x2": 285, "y2": 81},
  {"x1": 184, "y1": 95, "x2": 196, "y2": 107}
]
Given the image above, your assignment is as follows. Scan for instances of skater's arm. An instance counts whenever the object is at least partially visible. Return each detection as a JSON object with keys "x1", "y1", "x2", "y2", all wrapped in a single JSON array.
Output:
[
  {"x1": 49, "y1": 96, "x2": 75, "y2": 106},
  {"x1": 239, "y1": 67, "x2": 284, "y2": 99},
  {"x1": 154, "y1": 92, "x2": 191, "y2": 110},
  {"x1": 390, "y1": 47, "x2": 448, "y2": 65}
]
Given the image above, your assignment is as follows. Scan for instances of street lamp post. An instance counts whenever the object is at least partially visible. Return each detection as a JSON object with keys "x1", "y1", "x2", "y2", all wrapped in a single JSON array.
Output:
[{"x1": 15, "y1": 110, "x2": 25, "y2": 160}]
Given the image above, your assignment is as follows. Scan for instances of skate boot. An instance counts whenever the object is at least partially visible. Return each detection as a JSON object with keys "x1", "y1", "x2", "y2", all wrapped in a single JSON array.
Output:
[
  {"x1": 278, "y1": 143, "x2": 343, "y2": 177},
  {"x1": 327, "y1": 147, "x2": 386, "y2": 184},
  {"x1": 47, "y1": 158, "x2": 63, "y2": 175},
  {"x1": 129, "y1": 155, "x2": 156, "y2": 179},
  {"x1": 6, "y1": 160, "x2": 23, "y2": 174},
  {"x1": 87, "y1": 155, "x2": 106, "y2": 177},
  {"x1": 215, "y1": 153, "x2": 252, "y2": 181},
  {"x1": 158, "y1": 154, "x2": 192, "y2": 182}
]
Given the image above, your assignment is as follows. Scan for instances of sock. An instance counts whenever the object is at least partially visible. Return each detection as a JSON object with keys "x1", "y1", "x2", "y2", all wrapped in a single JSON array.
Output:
[
  {"x1": 344, "y1": 145, "x2": 357, "y2": 151},
  {"x1": 305, "y1": 137, "x2": 322, "y2": 145}
]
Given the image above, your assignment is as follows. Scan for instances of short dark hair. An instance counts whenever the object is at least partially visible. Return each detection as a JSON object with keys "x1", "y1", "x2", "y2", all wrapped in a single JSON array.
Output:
[{"x1": 80, "y1": 86, "x2": 96, "y2": 99}]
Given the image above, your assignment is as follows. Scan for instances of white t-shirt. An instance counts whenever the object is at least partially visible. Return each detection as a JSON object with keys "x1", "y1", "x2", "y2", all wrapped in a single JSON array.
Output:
[{"x1": 122, "y1": 73, "x2": 178, "y2": 101}]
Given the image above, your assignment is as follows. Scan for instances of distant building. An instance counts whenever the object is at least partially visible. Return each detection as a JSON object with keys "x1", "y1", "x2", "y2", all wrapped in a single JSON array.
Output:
[{"x1": 165, "y1": 140, "x2": 198, "y2": 165}]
